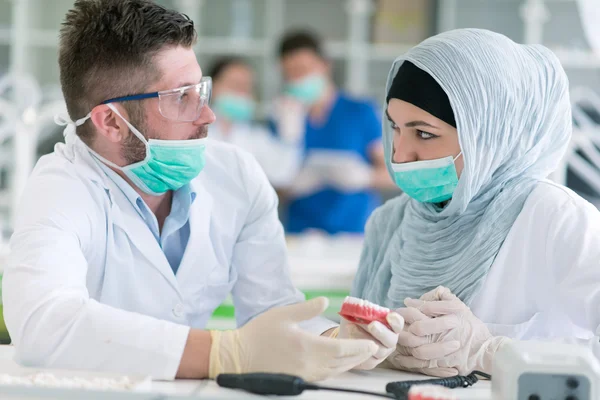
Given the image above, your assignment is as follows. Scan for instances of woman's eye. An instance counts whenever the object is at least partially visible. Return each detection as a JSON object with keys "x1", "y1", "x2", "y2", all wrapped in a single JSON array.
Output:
[
  {"x1": 417, "y1": 130, "x2": 437, "y2": 140},
  {"x1": 390, "y1": 121, "x2": 399, "y2": 130}
]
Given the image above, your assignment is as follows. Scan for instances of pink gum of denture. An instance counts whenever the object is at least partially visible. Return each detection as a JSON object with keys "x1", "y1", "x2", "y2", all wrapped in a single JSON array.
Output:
[
  {"x1": 408, "y1": 384, "x2": 457, "y2": 400},
  {"x1": 338, "y1": 296, "x2": 391, "y2": 328}
]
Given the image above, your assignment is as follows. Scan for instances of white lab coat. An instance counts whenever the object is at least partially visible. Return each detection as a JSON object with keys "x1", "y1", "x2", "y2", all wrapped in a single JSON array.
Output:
[
  {"x1": 2, "y1": 136, "x2": 335, "y2": 379},
  {"x1": 209, "y1": 121, "x2": 302, "y2": 188},
  {"x1": 469, "y1": 180, "x2": 600, "y2": 356}
]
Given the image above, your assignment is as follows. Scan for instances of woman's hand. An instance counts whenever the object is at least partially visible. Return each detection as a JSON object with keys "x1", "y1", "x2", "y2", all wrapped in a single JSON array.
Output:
[
  {"x1": 389, "y1": 286, "x2": 510, "y2": 375},
  {"x1": 338, "y1": 312, "x2": 405, "y2": 370},
  {"x1": 384, "y1": 303, "x2": 460, "y2": 377}
]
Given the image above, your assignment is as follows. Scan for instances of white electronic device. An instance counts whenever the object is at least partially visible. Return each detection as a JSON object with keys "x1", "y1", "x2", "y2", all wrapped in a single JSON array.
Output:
[{"x1": 492, "y1": 341, "x2": 600, "y2": 400}]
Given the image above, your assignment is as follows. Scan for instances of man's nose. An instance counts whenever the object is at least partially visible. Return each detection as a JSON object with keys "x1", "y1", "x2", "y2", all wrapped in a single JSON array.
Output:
[{"x1": 194, "y1": 105, "x2": 216, "y2": 125}]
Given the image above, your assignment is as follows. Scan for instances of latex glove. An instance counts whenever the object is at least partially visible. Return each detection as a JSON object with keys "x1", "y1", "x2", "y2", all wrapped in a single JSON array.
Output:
[
  {"x1": 287, "y1": 164, "x2": 327, "y2": 198},
  {"x1": 385, "y1": 306, "x2": 460, "y2": 378},
  {"x1": 271, "y1": 97, "x2": 306, "y2": 145},
  {"x1": 394, "y1": 286, "x2": 510, "y2": 375},
  {"x1": 324, "y1": 156, "x2": 374, "y2": 192},
  {"x1": 209, "y1": 297, "x2": 378, "y2": 382},
  {"x1": 337, "y1": 312, "x2": 405, "y2": 370}
]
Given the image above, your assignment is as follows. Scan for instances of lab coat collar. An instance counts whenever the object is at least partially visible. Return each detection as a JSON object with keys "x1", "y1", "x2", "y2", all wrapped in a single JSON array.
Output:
[
  {"x1": 55, "y1": 138, "x2": 114, "y2": 192},
  {"x1": 58, "y1": 138, "x2": 218, "y2": 293},
  {"x1": 57, "y1": 139, "x2": 192, "y2": 296}
]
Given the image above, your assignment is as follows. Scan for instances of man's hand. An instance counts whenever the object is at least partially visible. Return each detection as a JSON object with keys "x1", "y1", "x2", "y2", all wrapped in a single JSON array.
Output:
[{"x1": 209, "y1": 297, "x2": 379, "y2": 381}]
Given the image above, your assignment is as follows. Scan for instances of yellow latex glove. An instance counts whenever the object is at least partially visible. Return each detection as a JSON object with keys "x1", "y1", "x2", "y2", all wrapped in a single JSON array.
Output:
[{"x1": 209, "y1": 297, "x2": 378, "y2": 382}]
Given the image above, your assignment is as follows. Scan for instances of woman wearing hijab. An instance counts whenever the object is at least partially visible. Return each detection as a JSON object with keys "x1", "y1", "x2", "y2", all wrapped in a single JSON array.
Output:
[{"x1": 350, "y1": 28, "x2": 600, "y2": 377}]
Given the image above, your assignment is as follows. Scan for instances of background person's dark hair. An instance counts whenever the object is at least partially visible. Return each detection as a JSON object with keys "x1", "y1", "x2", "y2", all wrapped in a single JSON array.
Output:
[
  {"x1": 59, "y1": 0, "x2": 197, "y2": 145},
  {"x1": 208, "y1": 56, "x2": 250, "y2": 82},
  {"x1": 278, "y1": 30, "x2": 325, "y2": 60}
]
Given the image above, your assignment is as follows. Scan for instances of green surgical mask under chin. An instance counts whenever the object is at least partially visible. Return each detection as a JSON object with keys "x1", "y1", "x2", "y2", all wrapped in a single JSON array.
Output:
[
  {"x1": 391, "y1": 152, "x2": 462, "y2": 203},
  {"x1": 88, "y1": 104, "x2": 207, "y2": 195}
]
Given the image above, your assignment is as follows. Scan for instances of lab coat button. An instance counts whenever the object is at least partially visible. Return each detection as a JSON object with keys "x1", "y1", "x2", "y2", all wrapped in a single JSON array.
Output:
[{"x1": 173, "y1": 303, "x2": 185, "y2": 317}]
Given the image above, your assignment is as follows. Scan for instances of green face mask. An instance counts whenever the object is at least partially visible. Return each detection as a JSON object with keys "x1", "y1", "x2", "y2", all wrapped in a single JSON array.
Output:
[
  {"x1": 212, "y1": 93, "x2": 256, "y2": 122},
  {"x1": 391, "y1": 153, "x2": 462, "y2": 203},
  {"x1": 285, "y1": 74, "x2": 327, "y2": 105},
  {"x1": 89, "y1": 104, "x2": 207, "y2": 195}
]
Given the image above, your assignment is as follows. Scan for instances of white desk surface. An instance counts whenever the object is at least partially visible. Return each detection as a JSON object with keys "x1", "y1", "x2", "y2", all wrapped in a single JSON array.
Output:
[{"x1": 0, "y1": 345, "x2": 491, "y2": 399}]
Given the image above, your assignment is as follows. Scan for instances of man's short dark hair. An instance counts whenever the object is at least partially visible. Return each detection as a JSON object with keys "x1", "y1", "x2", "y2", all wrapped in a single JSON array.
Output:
[
  {"x1": 59, "y1": 0, "x2": 197, "y2": 144},
  {"x1": 278, "y1": 30, "x2": 325, "y2": 60},
  {"x1": 208, "y1": 56, "x2": 250, "y2": 82}
]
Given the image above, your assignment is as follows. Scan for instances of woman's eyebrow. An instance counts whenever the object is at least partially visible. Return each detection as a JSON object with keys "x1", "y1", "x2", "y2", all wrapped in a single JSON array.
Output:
[
  {"x1": 385, "y1": 110, "x2": 439, "y2": 129},
  {"x1": 405, "y1": 120, "x2": 438, "y2": 129}
]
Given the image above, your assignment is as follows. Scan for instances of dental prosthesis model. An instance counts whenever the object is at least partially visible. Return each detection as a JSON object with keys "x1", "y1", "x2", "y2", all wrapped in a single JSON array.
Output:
[{"x1": 339, "y1": 296, "x2": 391, "y2": 327}]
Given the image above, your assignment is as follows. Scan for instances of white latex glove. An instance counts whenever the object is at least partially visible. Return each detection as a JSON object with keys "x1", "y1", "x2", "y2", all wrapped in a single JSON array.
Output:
[
  {"x1": 324, "y1": 156, "x2": 374, "y2": 192},
  {"x1": 209, "y1": 297, "x2": 378, "y2": 382},
  {"x1": 393, "y1": 286, "x2": 510, "y2": 376},
  {"x1": 337, "y1": 312, "x2": 405, "y2": 370},
  {"x1": 271, "y1": 97, "x2": 306, "y2": 145},
  {"x1": 384, "y1": 306, "x2": 460, "y2": 378},
  {"x1": 287, "y1": 164, "x2": 327, "y2": 198}
]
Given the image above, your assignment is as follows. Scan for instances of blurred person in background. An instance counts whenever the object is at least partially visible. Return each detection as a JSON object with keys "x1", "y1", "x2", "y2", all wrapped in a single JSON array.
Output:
[
  {"x1": 209, "y1": 56, "x2": 303, "y2": 188},
  {"x1": 209, "y1": 56, "x2": 257, "y2": 142},
  {"x1": 270, "y1": 30, "x2": 395, "y2": 236}
]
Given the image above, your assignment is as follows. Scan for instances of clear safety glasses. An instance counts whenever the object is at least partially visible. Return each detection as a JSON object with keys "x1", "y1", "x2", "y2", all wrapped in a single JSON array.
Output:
[{"x1": 101, "y1": 77, "x2": 212, "y2": 122}]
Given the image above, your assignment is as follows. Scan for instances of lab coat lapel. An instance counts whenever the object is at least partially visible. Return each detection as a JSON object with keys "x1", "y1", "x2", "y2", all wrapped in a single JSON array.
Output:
[
  {"x1": 176, "y1": 181, "x2": 220, "y2": 283},
  {"x1": 108, "y1": 184, "x2": 181, "y2": 294},
  {"x1": 69, "y1": 139, "x2": 180, "y2": 293}
]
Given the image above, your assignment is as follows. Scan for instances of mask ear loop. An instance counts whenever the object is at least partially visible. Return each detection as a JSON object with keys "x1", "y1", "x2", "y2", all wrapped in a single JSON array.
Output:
[
  {"x1": 105, "y1": 103, "x2": 152, "y2": 164},
  {"x1": 453, "y1": 152, "x2": 463, "y2": 162}
]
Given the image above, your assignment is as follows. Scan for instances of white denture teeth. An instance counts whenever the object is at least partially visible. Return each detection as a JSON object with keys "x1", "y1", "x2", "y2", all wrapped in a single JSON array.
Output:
[
  {"x1": 343, "y1": 296, "x2": 390, "y2": 313},
  {"x1": 343, "y1": 296, "x2": 362, "y2": 305}
]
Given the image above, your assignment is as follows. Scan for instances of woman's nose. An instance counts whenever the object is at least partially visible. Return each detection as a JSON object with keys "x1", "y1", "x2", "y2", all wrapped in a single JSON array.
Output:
[{"x1": 392, "y1": 133, "x2": 417, "y2": 164}]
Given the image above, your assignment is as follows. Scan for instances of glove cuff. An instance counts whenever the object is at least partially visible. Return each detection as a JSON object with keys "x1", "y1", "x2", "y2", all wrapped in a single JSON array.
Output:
[
  {"x1": 208, "y1": 330, "x2": 242, "y2": 379},
  {"x1": 476, "y1": 336, "x2": 512, "y2": 375},
  {"x1": 329, "y1": 326, "x2": 340, "y2": 338}
]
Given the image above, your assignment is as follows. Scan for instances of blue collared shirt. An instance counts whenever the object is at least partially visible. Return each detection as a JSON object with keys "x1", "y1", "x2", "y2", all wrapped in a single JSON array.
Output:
[
  {"x1": 269, "y1": 92, "x2": 382, "y2": 234},
  {"x1": 96, "y1": 161, "x2": 196, "y2": 274}
]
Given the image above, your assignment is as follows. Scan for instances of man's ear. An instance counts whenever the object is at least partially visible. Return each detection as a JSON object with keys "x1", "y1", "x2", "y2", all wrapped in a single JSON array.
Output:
[{"x1": 90, "y1": 104, "x2": 129, "y2": 143}]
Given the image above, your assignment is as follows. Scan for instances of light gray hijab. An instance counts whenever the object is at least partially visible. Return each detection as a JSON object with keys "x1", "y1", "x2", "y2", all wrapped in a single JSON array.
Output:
[{"x1": 352, "y1": 29, "x2": 572, "y2": 307}]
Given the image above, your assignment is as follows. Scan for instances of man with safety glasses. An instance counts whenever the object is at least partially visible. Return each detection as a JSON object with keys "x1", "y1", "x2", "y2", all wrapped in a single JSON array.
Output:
[{"x1": 3, "y1": 0, "x2": 386, "y2": 382}]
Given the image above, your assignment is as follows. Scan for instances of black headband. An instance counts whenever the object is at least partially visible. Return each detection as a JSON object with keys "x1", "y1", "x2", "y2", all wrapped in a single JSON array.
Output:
[{"x1": 387, "y1": 61, "x2": 456, "y2": 128}]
